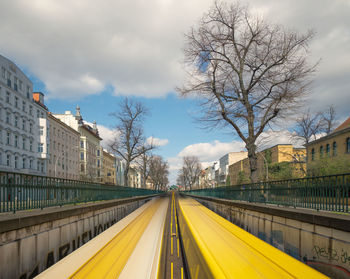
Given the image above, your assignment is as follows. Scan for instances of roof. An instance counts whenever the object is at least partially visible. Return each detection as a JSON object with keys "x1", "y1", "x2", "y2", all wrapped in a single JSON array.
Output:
[
  {"x1": 80, "y1": 124, "x2": 103, "y2": 140},
  {"x1": 333, "y1": 117, "x2": 350, "y2": 133}
]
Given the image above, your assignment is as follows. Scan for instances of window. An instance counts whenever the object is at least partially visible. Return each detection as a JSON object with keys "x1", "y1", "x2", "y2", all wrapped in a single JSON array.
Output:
[
  {"x1": 1, "y1": 67, "x2": 5, "y2": 78},
  {"x1": 15, "y1": 96, "x2": 18, "y2": 107},
  {"x1": 6, "y1": 91, "x2": 10, "y2": 103},
  {"x1": 30, "y1": 160, "x2": 33, "y2": 169},
  {"x1": 81, "y1": 152, "x2": 84, "y2": 160},
  {"x1": 14, "y1": 77, "x2": 18, "y2": 91},
  {"x1": 22, "y1": 138, "x2": 26, "y2": 150},
  {"x1": 333, "y1": 141, "x2": 337, "y2": 156},
  {"x1": 311, "y1": 148, "x2": 315, "y2": 161},
  {"x1": 19, "y1": 80, "x2": 23, "y2": 91},
  {"x1": 7, "y1": 154, "x2": 10, "y2": 166},
  {"x1": 97, "y1": 149, "x2": 100, "y2": 156},
  {"x1": 81, "y1": 164, "x2": 85, "y2": 171},
  {"x1": 14, "y1": 156, "x2": 18, "y2": 168},
  {"x1": 26, "y1": 86, "x2": 30, "y2": 99},
  {"x1": 319, "y1": 146, "x2": 324, "y2": 158},
  {"x1": 326, "y1": 144, "x2": 330, "y2": 156},
  {"x1": 6, "y1": 112, "x2": 10, "y2": 124},
  {"x1": 7, "y1": 71, "x2": 11, "y2": 87},
  {"x1": 23, "y1": 158, "x2": 26, "y2": 169},
  {"x1": 14, "y1": 116, "x2": 18, "y2": 127},
  {"x1": 39, "y1": 126, "x2": 43, "y2": 135},
  {"x1": 347, "y1": 138, "x2": 350, "y2": 153},
  {"x1": 22, "y1": 101, "x2": 26, "y2": 112},
  {"x1": 38, "y1": 143, "x2": 43, "y2": 153},
  {"x1": 6, "y1": 132, "x2": 10, "y2": 145},
  {"x1": 97, "y1": 159, "x2": 100, "y2": 167},
  {"x1": 29, "y1": 106, "x2": 33, "y2": 116},
  {"x1": 30, "y1": 140, "x2": 33, "y2": 151},
  {"x1": 14, "y1": 135, "x2": 18, "y2": 147},
  {"x1": 29, "y1": 123, "x2": 33, "y2": 133},
  {"x1": 22, "y1": 119, "x2": 26, "y2": 130},
  {"x1": 37, "y1": 110, "x2": 39, "y2": 118}
]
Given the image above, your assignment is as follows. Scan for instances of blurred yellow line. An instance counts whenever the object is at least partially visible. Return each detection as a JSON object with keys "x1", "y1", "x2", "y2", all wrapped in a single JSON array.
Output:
[
  {"x1": 171, "y1": 262, "x2": 173, "y2": 279},
  {"x1": 181, "y1": 267, "x2": 183, "y2": 279},
  {"x1": 171, "y1": 235, "x2": 173, "y2": 255}
]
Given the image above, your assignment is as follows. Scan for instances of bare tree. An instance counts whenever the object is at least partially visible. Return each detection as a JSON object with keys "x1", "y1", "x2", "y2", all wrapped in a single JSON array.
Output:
[
  {"x1": 177, "y1": 1, "x2": 316, "y2": 182},
  {"x1": 177, "y1": 156, "x2": 202, "y2": 190},
  {"x1": 293, "y1": 105, "x2": 337, "y2": 144},
  {"x1": 293, "y1": 110, "x2": 323, "y2": 144},
  {"x1": 321, "y1": 105, "x2": 337, "y2": 134},
  {"x1": 110, "y1": 98, "x2": 155, "y2": 187},
  {"x1": 136, "y1": 146, "x2": 153, "y2": 188},
  {"x1": 148, "y1": 155, "x2": 169, "y2": 190}
]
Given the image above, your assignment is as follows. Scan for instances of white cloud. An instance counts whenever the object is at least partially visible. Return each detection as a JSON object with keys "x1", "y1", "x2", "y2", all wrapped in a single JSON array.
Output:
[
  {"x1": 167, "y1": 140, "x2": 245, "y2": 184},
  {"x1": 147, "y1": 136, "x2": 169, "y2": 147},
  {"x1": 85, "y1": 121, "x2": 117, "y2": 150}
]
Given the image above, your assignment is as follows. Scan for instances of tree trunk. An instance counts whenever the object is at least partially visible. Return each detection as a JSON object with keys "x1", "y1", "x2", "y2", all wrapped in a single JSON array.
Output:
[
  {"x1": 124, "y1": 164, "x2": 129, "y2": 187},
  {"x1": 246, "y1": 142, "x2": 259, "y2": 183}
]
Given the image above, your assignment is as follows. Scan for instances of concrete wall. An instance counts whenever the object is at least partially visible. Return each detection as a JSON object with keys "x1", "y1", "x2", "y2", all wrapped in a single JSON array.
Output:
[
  {"x1": 0, "y1": 196, "x2": 154, "y2": 279},
  {"x1": 189, "y1": 195, "x2": 350, "y2": 279}
]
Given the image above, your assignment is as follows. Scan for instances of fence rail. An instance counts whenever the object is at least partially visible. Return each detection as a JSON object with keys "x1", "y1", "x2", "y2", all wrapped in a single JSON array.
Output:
[
  {"x1": 0, "y1": 171, "x2": 162, "y2": 213},
  {"x1": 185, "y1": 173, "x2": 350, "y2": 212}
]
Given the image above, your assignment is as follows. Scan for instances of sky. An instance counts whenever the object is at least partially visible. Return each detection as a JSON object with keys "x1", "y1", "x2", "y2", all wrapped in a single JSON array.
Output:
[{"x1": 1, "y1": 0, "x2": 349, "y2": 184}]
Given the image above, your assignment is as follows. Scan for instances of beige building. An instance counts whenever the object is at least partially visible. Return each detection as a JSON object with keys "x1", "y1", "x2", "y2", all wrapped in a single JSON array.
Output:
[
  {"x1": 54, "y1": 107, "x2": 102, "y2": 182},
  {"x1": 47, "y1": 113, "x2": 80, "y2": 179},
  {"x1": 102, "y1": 149, "x2": 116, "y2": 184},
  {"x1": 229, "y1": 144, "x2": 306, "y2": 185},
  {"x1": 128, "y1": 166, "x2": 141, "y2": 188},
  {"x1": 306, "y1": 117, "x2": 350, "y2": 175}
]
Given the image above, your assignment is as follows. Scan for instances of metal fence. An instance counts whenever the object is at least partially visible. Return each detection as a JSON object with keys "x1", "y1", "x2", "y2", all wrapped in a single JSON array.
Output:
[
  {"x1": 0, "y1": 171, "x2": 162, "y2": 213},
  {"x1": 185, "y1": 173, "x2": 350, "y2": 212}
]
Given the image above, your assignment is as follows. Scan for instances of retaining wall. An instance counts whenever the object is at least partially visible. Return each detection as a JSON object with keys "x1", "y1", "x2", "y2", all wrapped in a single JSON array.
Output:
[
  {"x1": 188, "y1": 195, "x2": 350, "y2": 279},
  {"x1": 0, "y1": 195, "x2": 156, "y2": 279}
]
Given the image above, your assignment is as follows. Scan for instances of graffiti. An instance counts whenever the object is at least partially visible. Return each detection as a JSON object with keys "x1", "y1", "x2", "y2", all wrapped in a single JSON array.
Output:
[
  {"x1": 313, "y1": 245, "x2": 350, "y2": 266},
  {"x1": 18, "y1": 218, "x2": 118, "y2": 278}
]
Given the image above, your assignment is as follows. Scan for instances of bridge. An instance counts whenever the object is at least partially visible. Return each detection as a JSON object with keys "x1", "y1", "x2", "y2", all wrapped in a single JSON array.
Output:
[{"x1": 0, "y1": 171, "x2": 349, "y2": 278}]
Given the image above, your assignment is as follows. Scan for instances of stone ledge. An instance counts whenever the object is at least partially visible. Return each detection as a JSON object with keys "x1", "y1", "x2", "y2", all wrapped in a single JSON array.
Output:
[
  {"x1": 184, "y1": 194, "x2": 350, "y2": 232},
  {"x1": 0, "y1": 194, "x2": 159, "y2": 234}
]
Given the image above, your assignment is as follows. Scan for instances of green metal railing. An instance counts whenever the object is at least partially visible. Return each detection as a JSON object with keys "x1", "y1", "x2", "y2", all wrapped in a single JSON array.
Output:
[
  {"x1": 185, "y1": 173, "x2": 350, "y2": 213},
  {"x1": 0, "y1": 171, "x2": 162, "y2": 213}
]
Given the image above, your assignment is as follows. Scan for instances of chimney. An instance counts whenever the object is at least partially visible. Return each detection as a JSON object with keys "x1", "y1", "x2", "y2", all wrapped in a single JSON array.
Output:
[
  {"x1": 33, "y1": 92, "x2": 45, "y2": 105},
  {"x1": 93, "y1": 121, "x2": 97, "y2": 133}
]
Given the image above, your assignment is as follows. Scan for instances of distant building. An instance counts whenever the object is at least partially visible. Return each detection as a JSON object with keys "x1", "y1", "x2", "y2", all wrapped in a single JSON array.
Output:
[
  {"x1": 116, "y1": 158, "x2": 125, "y2": 186},
  {"x1": 229, "y1": 144, "x2": 306, "y2": 185},
  {"x1": 128, "y1": 165, "x2": 141, "y2": 188},
  {"x1": 306, "y1": 117, "x2": 350, "y2": 174},
  {"x1": 47, "y1": 113, "x2": 80, "y2": 180},
  {"x1": 54, "y1": 107, "x2": 102, "y2": 182},
  {"x1": 218, "y1": 152, "x2": 248, "y2": 185},
  {"x1": 102, "y1": 149, "x2": 116, "y2": 184},
  {"x1": 0, "y1": 55, "x2": 48, "y2": 175}
]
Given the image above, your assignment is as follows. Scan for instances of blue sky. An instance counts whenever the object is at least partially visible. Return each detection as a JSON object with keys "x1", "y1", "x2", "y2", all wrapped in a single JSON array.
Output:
[{"x1": 1, "y1": 0, "x2": 349, "y2": 184}]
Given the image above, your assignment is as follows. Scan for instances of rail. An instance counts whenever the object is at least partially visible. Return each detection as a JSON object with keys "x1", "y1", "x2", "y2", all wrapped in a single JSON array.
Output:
[
  {"x1": 185, "y1": 173, "x2": 350, "y2": 212},
  {"x1": 0, "y1": 171, "x2": 162, "y2": 213}
]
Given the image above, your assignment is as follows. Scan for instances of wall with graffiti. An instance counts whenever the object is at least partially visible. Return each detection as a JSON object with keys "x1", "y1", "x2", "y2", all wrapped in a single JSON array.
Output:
[
  {"x1": 199, "y1": 199, "x2": 350, "y2": 279},
  {"x1": 0, "y1": 199, "x2": 149, "y2": 279}
]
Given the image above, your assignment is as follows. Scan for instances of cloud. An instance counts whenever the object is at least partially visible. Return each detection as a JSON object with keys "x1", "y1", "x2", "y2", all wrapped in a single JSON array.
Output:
[
  {"x1": 0, "y1": 0, "x2": 213, "y2": 99},
  {"x1": 167, "y1": 140, "x2": 245, "y2": 184},
  {"x1": 85, "y1": 121, "x2": 117, "y2": 150},
  {"x1": 147, "y1": 136, "x2": 169, "y2": 147}
]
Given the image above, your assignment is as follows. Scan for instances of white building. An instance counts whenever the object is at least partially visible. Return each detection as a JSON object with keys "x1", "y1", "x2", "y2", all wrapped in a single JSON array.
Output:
[
  {"x1": 0, "y1": 55, "x2": 48, "y2": 175},
  {"x1": 218, "y1": 151, "x2": 247, "y2": 185}
]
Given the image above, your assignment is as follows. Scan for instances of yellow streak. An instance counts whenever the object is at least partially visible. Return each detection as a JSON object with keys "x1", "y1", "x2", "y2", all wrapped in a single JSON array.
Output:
[
  {"x1": 171, "y1": 235, "x2": 173, "y2": 255},
  {"x1": 171, "y1": 262, "x2": 173, "y2": 279},
  {"x1": 177, "y1": 238, "x2": 180, "y2": 258},
  {"x1": 181, "y1": 267, "x2": 183, "y2": 279},
  {"x1": 70, "y1": 199, "x2": 161, "y2": 279}
]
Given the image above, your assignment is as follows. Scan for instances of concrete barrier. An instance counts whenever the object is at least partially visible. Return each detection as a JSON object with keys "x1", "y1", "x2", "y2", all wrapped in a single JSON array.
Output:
[
  {"x1": 186, "y1": 194, "x2": 350, "y2": 279},
  {"x1": 0, "y1": 195, "x2": 157, "y2": 279}
]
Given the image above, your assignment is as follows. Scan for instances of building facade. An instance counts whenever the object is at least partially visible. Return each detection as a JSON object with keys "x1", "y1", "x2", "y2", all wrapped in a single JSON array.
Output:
[
  {"x1": 54, "y1": 108, "x2": 102, "y2": 182},
  {"x1": 47, "y1": 113, "x2": 80, "y2": 179},
  {"x1": 218, "y1": 151, "x2": 248, "y2": 185},
  {"x1": 306, "y1": 117, "x2": 350, "y2": 175},
  {"x1": 228, "y1": 144, "x2": 306, "y2": 185},
  {"x1": 0, "y1": 55, "x2": 47, "y2": 175},
  {"x1": 102, "y1": 149, "x2": 116, "y2": 184}
]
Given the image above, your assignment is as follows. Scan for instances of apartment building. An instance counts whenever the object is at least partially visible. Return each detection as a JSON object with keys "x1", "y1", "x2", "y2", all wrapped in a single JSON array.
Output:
[
  {"x1": 0, "y1": 55, "x2": 48, "y2": 175},
  {"x1": 228, "y1": 144, "x2": 306, "y2": 185},
  {"x1": 47, "y1": 113, "x2": 80, "y2": 179},
  {"x1": 218, "y1": 151, "x2": 248, "y2": 185},
  {"x1": 102, "y1": 149, "x2": 116, "y2": 184},
  {"x1": 54, "y1": 108, "x2": 102, "y2": 182}
]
